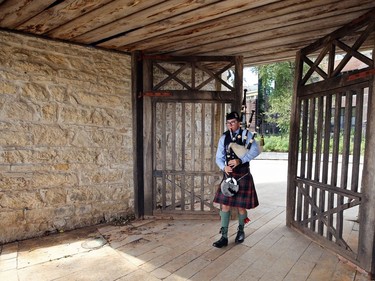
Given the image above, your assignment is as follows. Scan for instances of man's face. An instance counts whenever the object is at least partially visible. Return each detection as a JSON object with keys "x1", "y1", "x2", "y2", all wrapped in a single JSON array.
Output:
[{"x1": 226, "y1": 118, "x2": 240, "y2": 130}]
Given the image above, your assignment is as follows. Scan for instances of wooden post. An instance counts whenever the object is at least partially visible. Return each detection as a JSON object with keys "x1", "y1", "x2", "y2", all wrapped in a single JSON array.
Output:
[
  {"x1": 143, "y1": 58, "x2": 154, "y2": 215},
  {"x1": 131, "y1": 51, "x2": 144, "y2": 217},
  {"x1": 286, "y1": 50, "x2": 303, "y2": 227},
  {"x1": 357, "y1": 47, "x2": 375, "y2": 275},
  {"x1": 234, "y1": 56, "x2": 243, "y2": 112}
]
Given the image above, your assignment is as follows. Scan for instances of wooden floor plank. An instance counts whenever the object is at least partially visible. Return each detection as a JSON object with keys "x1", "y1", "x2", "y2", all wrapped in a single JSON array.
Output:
[
  {"x1": 283, "y1": 241, "x2": 324, "y2": 281},
  {"x1": 306, "y1": 250, "x2": 339, "y2": 281},
  {"x1": 116, "y1": 269, "x2": 161, "y2": 281},
  {"x1": 331, "y1": 260, "x2": 357, "y2": 281},
  {"x1": 190, "y1": 244, "x2": 249, "y2": 280},
  {"x1": 235, "y1": 224, "x2": 299, "y2": 280},
  {"x1": 258, "y1": 234, "x2": 311, "y2": 281},
  {"x1": 164, "y1": 257, "x2": 211, "y2": 281},
  {"x1": 135, "y1": 245, "x2": 172, "y2": 266}
]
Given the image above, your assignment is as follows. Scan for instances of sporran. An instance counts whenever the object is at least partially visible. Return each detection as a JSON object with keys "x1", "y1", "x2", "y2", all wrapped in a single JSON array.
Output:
[{"x1": 220, "y1": 172, "x2": 250, "y2": 197}]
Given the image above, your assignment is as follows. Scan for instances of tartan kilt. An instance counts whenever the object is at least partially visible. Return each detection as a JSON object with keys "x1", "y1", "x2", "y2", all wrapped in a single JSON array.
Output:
[{"x1": 213, "y1": 164, "x2": 259, "y2": 209}]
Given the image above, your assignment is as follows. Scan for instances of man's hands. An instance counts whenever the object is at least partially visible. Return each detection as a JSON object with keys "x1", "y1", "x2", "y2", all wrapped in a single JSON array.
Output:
[{"x1": 224, "y1": 159, "x2": 242, "y2": 174}]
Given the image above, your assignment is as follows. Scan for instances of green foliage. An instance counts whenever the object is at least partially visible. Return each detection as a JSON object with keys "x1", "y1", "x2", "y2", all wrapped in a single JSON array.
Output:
[
  {"x1": 257, "y1": 135, "x2": 289, "y2": 152},
  {"x1": 254, "y1": 62, "x2": 295, "y2": 134},
  {"x1": 258, "y1": 134, "x2": 366, "y2": 155}
]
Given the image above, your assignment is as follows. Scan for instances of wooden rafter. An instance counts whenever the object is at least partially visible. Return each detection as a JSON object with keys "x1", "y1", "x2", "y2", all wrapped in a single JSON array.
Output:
[{"x1": 300, "y1": 10, "x2": 374, "y2": 86}]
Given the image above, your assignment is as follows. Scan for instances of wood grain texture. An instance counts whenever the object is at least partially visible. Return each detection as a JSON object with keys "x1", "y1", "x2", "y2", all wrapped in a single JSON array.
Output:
[{"x1": 0, "y1": 0, "x2": 373, "y2": 66}]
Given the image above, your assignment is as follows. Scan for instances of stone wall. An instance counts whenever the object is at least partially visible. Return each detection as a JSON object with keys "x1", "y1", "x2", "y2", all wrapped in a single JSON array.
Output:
[{"x1": 0, "y1": 31, "x2": 134, "y2": 243}]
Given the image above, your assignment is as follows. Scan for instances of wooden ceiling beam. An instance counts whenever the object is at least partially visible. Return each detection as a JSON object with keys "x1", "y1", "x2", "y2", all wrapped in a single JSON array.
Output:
[
  {"x1": 127, "y1": 3, "x2": 373, "y2": 55},
  {"x1": 72, "y1": 0, "x2": 222, "y2": 44},
  {"x1": 15, "y1": 0, "x2": 113, "y2": 35},
  {"x1": 47, "y1": 0, "x2": 176, "y2": 39},
  {"x1": 0, "y1": 0, "x2": 56, "y2": 28},
  {"x1": 164, "y1": 11, "x2": 365, "y2": 56},
  {"x1": 118, "y1": 0, "x2": 344, "y2": 53},
  {"x1": 179, "y1": 29, "x2": 340, "y2": 57},
  {"x1": 96, "y1": 0, "x2": 279, "y2": 48}
]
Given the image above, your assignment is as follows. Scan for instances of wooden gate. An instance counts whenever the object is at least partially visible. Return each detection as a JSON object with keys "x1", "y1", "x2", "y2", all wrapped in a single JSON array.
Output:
[
  {"x1": 153, "y1": 101, "x2": 226, "y2": 216},
  {"x1": 133, "y1": 55, "x2": 243, "y2": 217},
  {"x1": 287, "y1": 11, "x2": 375, "y2": 273}
]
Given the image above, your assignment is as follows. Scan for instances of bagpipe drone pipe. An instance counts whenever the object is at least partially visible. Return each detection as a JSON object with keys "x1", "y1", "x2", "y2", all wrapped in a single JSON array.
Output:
[{"x1": 229, "y1": 89, "x2": 265, "y2": 158}]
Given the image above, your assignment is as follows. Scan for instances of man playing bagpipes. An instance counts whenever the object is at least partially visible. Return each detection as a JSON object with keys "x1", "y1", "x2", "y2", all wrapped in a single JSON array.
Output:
[{"x1": 212, "y1": 111, "x2": 261, "y2": 248}]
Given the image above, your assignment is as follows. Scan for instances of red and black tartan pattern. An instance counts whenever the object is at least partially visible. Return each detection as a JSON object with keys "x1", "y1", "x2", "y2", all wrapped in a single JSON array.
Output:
[{"x1": 213, "y1": 164, "x2": 259, "y2": 209}]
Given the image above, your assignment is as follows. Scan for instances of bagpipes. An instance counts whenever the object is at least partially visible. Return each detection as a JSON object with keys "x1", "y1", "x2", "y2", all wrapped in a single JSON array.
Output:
[
  {"x1": 228, "y1": 89, "x2": 265, "y2": 158},
  {"x1": 221, "y1": 89, "x2": 265, "y2": 197}
]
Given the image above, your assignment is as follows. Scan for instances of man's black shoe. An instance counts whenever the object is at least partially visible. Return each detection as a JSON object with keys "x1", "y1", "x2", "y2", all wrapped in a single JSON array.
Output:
[
  {"x1": 212, "y1": 236, "x2": 228, "y2": 248},
  {"x1": 235, "y1": 229, "x2": 245, "y2": 244}
]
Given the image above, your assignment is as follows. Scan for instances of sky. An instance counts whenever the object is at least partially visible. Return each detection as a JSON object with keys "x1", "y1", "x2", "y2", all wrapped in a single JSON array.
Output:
[{"x1": 244, "y1": 67, "x2": 258, "y2": 91}]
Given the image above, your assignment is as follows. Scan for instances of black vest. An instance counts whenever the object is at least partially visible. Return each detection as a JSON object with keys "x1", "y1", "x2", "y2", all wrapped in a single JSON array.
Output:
[
  {"x1": 223, "y1": 129, "x2": 249, "y2": 170},
  {"x1": 224, "y1": 129, "x2": 244, "y2": 160}
]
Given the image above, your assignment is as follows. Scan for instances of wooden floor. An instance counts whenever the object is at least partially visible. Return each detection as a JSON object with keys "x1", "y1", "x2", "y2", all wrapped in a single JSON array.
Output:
[
  {"x1": 0, "y1": 204, "x2": 370, "y2": 281},
  {"x1": 0, "y1": 159, "x2": 371, "y2": 280}
]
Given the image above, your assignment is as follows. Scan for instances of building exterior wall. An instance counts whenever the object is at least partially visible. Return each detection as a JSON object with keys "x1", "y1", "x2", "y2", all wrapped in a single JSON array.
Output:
[{"x1": 0, "y1": 31, "x2": 134, "y2": 243}]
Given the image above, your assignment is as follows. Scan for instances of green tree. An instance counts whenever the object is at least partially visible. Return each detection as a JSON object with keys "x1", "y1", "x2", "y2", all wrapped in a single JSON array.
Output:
[{"x1": 255, "y1": 61, "x2": 295, "y2": 135}]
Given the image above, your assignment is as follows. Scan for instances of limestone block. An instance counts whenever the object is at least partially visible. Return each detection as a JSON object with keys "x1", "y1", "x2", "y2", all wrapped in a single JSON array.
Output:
[
  {"x1": 0, "y1": 148, "x2": 58, "y2": 165},
  {"x1": 0, "y1": 81, "x2": 18, "y2": 95},
  {"x1": 0, "y1": 173, "x2": 30, "y2": 190},
  {"x1": 48, "y1": 85, "x2": 67, "y2": 103},
  {"x1": 31, "y1": 172, "x2": 78, "y2": 189},
  {"x1": 0, "y1": 69, "x2": 30, "y2": 82},
  {"x1": 10, "y1": 164, "x2": 53, "y2": 172},
  {"x1": 90, "y1": 108, "x2": 126, "y2": 127},
  {"x1": 0, "y1": 150, "x2": 29, "y2": 166},
  {"x1": 67, "y1": 186, "x2": 101, "y2": 203},
  {"x1": 88, "y1": 84, "x2": 126, "y2": 96},
  {"x1": 108, "y1": 148, "x2": 132, "y2": 163},
  {"x1": 57, "y1": 69, "x2": 97, "y2": 83},
  {"x1": 3, "y1": 98, "x2": 36, "y2": 121},
  {"x1": 109, "y1": 185, "x2": 133, "y2": 201},
  {"x1": 90, "y1": 129, "x2": 123, "y2": 147},
  {"x1": 74, "y1": 91, "x2": 126, "y2": 110},
  {"x1": 58, "y1": 148, "x2": 98, "y2": 164},
  {"x1": 53, "y1": 163, "x2": 70, "y2": 171},
  {"x1": 54, "y1": 205, "x2": 75, "y2": 217},
  {"x1": 0, "y1": 226, "x2": 27, "y2": 244},
  {"x1": 42, "y1": 53, "x2": 72, "y2": 69},
  {"x1": 40, "y1": 187, "x2": 67, "y2": 205},
  {"x1": 70, "y1": 130, "x2": 95, "y2": 147},
  {"x1": 75, "y1": 204, "x2": 92, "y2": 216},
  {"x1": 0, "y1": 129, "x2": 32, "y2": 147},
  {"x1": 20, "y1": 83, "x2": 50, "y2": 102},
  {"x1": 0, "y1": 191, "x2": 44, "y2": 209},
  {"x1": 11, "y1": 60, "x2": 57, "y2": 77},
  {"x1": 0, "y1": 210, "x2": 23, "y2": 227},
  {"x1": 28, "y1": 149, "x2": 59, "y2": 164},
  {"x1": 69, "y1": 58, "x2": 97, "y2": 73},
  {"x1": 22, "y1": 207, "x2": 51, "y2": 223},
  {"x1": 59, "y1": 105, "x2": 92, "y2": 125},
  {"x1": 90, "y1": 62, "x2": 128, "y2": 78},
  {"x1": 52, "y1": 218, "x2": 67, "y2": 230},
  {"x1": 0, "y1": 165, "x2": 10, "y2": 172},
  {"x1": 30, "y1": 124, "x2": 69, "y2": 146},
  {"x1": 79, "y1": 169, "x2": 123, "y2": 185},
  {"x1": 24, "y1": 221, "x2": 48, "y2": 236},
  {"x1": 100, "y1": 77, "x2": 129, "y2": 91},
  {"x1": 40, "y1": 103, "x2": 58, "y2": 123}
]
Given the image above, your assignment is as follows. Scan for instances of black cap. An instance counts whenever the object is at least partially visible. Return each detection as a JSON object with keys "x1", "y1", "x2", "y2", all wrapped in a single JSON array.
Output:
[{"x1": 226, "y1": 111, "x2": 240, "y2": 121}]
